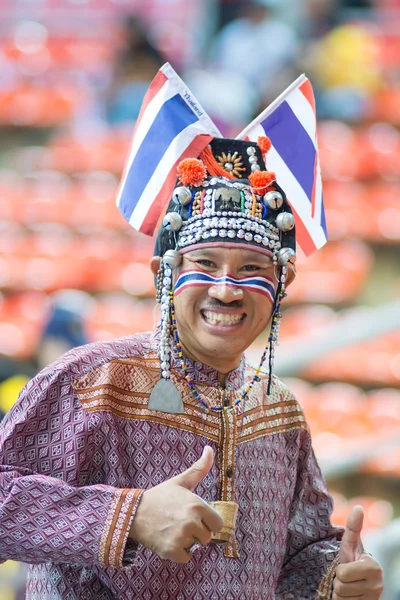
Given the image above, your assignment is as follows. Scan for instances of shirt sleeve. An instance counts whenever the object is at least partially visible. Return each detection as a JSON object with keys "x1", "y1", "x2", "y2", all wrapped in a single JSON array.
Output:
[
  {"x1": 0, "y1": 363, "x2": 144, "y2": 570},
  {"x1": 275, "y1": 426, "x2": 343, "y2": 599}
]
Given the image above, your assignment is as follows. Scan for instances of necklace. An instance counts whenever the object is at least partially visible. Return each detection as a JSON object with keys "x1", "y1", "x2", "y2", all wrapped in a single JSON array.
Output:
[{"x1": 169, "y1": 291, "x2": 275, "y2": 413}]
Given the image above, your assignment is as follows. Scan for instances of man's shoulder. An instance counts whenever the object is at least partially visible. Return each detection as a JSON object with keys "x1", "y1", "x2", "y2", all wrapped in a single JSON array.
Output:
[
  {"x1": 247, "y1": 367, "x2": 307, "y2": 413},
  {"x1": 245, "y1": 363, "x2": 298, "y2": 403},
  {"x1": 270, "y1": 374, "x2": 297, "y2": 400},
  {"x1": 267, "y1": 375, "x2": 304, "y2": 410}
]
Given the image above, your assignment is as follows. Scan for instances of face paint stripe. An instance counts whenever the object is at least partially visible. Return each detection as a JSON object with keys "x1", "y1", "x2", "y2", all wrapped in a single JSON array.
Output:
[
  {"x1": 175, "y1": 281, "x2": 275, "y2": 299},
  {"x1": 176, "y1": 270, "x2": 276, "y2": 286},
  {"x1": 174, "y1": 270, "x2": 277, "y2": 301},
  {"x1": 178, "y1": 269, "x2": 275, "y2": 281},
  {"x1": 175, "y1": 270, "x2": 276, "y2": 288}
]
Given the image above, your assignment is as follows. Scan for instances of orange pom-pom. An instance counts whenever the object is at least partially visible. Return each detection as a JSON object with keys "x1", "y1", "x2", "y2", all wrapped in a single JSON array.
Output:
[
  {"x1": 248, "y1": 170, "x2": 276, "y2": 195},
  {"x1": 177, "y1": 158, "x2": 207, "y2": 187},
  {"x1": 257, "y1": 136, "x2": 272, "y2": 155}
]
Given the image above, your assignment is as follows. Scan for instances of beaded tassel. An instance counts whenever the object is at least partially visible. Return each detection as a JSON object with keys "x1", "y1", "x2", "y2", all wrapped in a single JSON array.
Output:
[
  {"x1": 155, "y1": 262, "x2": 165, "y2": 304},
  {"x1": 266, "y1": 265, "x2": 287, "y2": 395},
  {"x1": 159, "y1": 263, "x2": 173, "y2": 379}
]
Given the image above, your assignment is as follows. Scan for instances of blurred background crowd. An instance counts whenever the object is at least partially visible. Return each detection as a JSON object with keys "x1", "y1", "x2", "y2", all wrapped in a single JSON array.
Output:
[{"x1": 0, "y1": 0, "x2": 399, "y2": 597}]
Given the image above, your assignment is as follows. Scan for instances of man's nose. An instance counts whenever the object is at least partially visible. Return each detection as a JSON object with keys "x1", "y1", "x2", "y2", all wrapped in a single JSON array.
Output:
[{"x1": 208, "y1": 283, "x2": 243, "y2": 303}]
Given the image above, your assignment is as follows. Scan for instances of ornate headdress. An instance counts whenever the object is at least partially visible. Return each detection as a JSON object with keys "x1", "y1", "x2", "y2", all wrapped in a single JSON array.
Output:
[
  {"x1": 116, "y1": 63, "x2": 325, "y2": 410},
  {"x1": 153, "y1": 135, "x2": 295, "y2": 404}
]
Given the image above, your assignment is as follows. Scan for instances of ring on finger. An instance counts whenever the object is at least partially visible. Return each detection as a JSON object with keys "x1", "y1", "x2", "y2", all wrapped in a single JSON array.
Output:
[{"x1": 185, "y1": 542, "x2": 201, "y2": 555}]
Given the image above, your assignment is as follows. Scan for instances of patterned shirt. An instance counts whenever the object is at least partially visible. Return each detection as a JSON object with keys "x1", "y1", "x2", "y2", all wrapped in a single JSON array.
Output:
[{"x1": 0, "y1": 329, "x2": 342, "y2": 599}]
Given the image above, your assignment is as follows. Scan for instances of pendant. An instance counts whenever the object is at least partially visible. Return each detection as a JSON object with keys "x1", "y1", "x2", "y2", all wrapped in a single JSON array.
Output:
[
  {"x1": 208, "y1": 500, "x2": 239, "y2": 545},
  {"x1": 148, "y1": 378, "x2": 184, "y2": 414}
]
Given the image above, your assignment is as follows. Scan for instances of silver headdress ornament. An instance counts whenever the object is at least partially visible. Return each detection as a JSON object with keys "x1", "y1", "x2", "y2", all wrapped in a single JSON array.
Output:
[{"x1": 150, "y1": 135, "x2": 296, "y2": 403}]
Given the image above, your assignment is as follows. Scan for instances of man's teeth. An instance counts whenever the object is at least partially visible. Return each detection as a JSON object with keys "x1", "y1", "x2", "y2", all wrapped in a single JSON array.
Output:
[{"x1": 203, "y1": 311, "x2": 243, "y2": 325}]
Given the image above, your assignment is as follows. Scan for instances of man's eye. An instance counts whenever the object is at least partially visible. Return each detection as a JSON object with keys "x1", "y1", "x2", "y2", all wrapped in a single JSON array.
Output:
[{"x1": 196, "y1": 260, "x2": 214, "y2": 268}]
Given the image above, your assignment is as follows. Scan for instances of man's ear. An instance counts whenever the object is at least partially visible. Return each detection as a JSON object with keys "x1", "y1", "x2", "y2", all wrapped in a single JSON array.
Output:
[
  {"x1": 285, "y1": 266, "x2": 296, "y2": 287},
  {"x1": 150, "y1": 256, "x2": 161, "y2": 276}
]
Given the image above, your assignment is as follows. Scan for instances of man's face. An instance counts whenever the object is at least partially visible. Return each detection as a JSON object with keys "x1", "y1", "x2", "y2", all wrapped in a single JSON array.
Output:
[{"x1": 171, "y1": 246, "x2": 277, "y2": 370}]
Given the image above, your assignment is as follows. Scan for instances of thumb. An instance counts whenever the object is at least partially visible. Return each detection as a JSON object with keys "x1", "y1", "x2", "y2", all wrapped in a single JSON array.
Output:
[
  {"x1": 174, "y1": 446, "x2": 214, "y2": 492},
  {"x1": 339, "y1": 505, "x2": 364, "y2": 564}
]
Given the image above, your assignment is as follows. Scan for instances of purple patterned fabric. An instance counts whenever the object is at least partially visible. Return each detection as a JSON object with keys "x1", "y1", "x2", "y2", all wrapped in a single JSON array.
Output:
[{"x1": 0, "y1": 329, "x2": 343, "y2": 599}]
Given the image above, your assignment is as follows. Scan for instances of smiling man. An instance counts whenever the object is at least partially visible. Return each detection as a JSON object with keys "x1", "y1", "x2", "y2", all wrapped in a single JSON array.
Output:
[
  {"x1": 157, "y1": 246, "x2": 277, "y2": 372},
  {"x1": 0, "y1": 119, "x2": 383, "y2": 598}
]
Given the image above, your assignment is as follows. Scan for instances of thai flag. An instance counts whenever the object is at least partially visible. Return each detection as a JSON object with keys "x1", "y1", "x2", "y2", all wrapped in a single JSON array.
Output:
[
  {"x1": 237, "y1": 75, "x2": 327, "y2": 256},
  {"x1": 116, "y1": 63, "x2": 221, "y2": 235}
]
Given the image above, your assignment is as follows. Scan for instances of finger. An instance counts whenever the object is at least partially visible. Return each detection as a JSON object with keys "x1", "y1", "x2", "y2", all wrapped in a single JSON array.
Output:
[
  {"x1": 339, "y1": 505, "x2": 364, "y2": 564},
  {"x1": 171, "y1": 548, "x2": 192, "y2": 564},
  {"x1": 332, "y1": 593, "x2": 363, "y2": 600},
  {"x1": 157, "y1": 541, "x2": 192, "y2": 564},
  {"x1": 199, "y1": 502, "x2": 224, "y2": 534},
  {"x1": 336, "y1": 559, "x2": 369, "y2": 584},
  {"x1": 190, "y1": 520, "x2": 212, "y2": 547},
  {"x1": 174, "y1": 446, "x2": 214, "y2": 492},
  {"x1": 334, "y1": 575, "x2": 368, "y2": 597}
]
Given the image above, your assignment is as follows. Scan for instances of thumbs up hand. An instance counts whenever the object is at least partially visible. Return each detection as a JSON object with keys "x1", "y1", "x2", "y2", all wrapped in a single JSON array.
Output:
[
  {"x1": 129, "y1": 446, "x2": 223, "y2": 563},
  {"x1": 333, "y1": 505, "x2": 384, "y2": 599}
]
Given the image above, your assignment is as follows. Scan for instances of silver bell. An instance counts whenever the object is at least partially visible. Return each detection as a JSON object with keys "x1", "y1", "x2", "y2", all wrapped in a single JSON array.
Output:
[
  {"x1": 251, "y1": 163, "x2": 261, "y2": 172},
  {"x1": 277, "y1": 247, "x2": 296, "y2": 267},
  {"x1": 162, "y1": 212, "x2": 183, "y2": 231},
  {"x1": 172, "y1": 186, "x2": 192, "y2": 206},
  {"x1": 163, "y1": 250, "x2": 182, "y2": 268},
  {"x1": 276, "y1": 212, "x2": 295, "y2": 232},
  {"x1": 263, "y1": 190, "x2": 283, "y2": 210}
]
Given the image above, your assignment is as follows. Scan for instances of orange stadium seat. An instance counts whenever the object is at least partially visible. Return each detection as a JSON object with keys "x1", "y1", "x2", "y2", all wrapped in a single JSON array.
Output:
[
  {"x1": 0, "y1": 292, "x2": 48, "y2": 357},
  {"x1": 279, "y1": 304, "x2": 336, "y2": 340},
  {"x1": 287, "y1": 240, "x2": 374, "y2": 304},
  {"x1": 304, "y1": 330, "x2": 400, "y2": 386},
  {"x1": 370, "y1": 86, "x2": 400, "y2": 125},
  {"x1": 366, "y1": 388, "x2": 400, "y2": 433},
  {"x1": 362, "y1": 388, "x2": 400, "y2": 476},
  {"x1": 377, "y1": 32, "x2": 400, "y2": 69},
  {"x1": 46, "y1": 130, "x2": 130, "y2": 173},
  {"x1": 0, "y1": 84, "x2": 88, "y2": 127},
  {"x1": 358, "y1": 123, "x2": 400, "y2": 179},
  {"x1": 318, "y1": 121, "x2": 361, "y2": 180},
  {"x1": 364, "y1": 448, "x2": 400, "y2": 477},
  {"x1": 324, "y1": 180, "x2": 400, "y2": 243}
]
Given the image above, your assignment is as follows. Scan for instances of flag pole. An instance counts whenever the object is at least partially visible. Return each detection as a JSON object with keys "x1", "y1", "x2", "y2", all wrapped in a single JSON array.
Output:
[{"x1": 236, "y1": 74, "x2": 307, "y2": 140}]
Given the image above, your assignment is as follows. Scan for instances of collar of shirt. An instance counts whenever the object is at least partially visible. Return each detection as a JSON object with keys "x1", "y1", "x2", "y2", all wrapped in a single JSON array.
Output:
[{"x1": 150, "y1": 326, "x2": 247, "y2": 391}]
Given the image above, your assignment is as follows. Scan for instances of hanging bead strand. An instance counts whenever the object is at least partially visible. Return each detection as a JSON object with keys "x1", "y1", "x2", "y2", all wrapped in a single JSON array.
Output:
[
  {"x1": 159, "y1": 263, "x2": 173, "y2": 379},
  {"x1": 266, "y1": 265, "x2": 287, "y2": 395}
]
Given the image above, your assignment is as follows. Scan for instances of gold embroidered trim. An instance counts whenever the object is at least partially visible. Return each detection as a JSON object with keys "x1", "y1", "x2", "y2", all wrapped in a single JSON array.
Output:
[
  {"x1": 240, "y1": 419, "x2": 308, "y2": 444},
  {"x1": 74, "y1": 358, "x2": 308, "y2": 446},
  {"x1": 316, "y1": 555, "x2": 340, "y2": 599},
  {"x1": 219, "y1": 408, "x2": 237, "y2": 502},
  {"x1": 99, "y1": 488, "x2": 143, "y2": 568}
]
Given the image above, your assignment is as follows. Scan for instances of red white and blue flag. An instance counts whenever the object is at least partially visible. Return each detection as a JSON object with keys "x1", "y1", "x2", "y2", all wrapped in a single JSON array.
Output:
[
  {"x1": 237, "y1": 74, "x2": 327, "y2": 256},
  {"x1": 116, "y1": 63, "x2": 221, "y2": 235}
]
